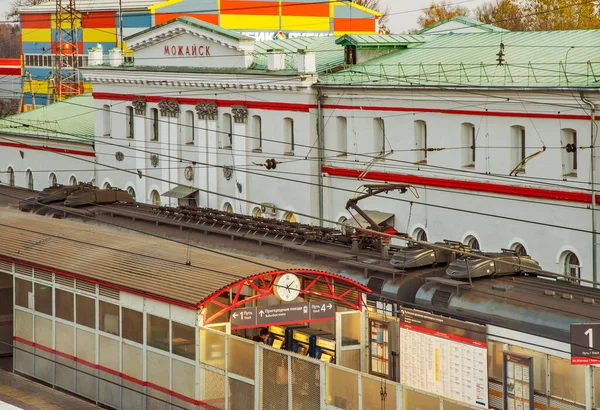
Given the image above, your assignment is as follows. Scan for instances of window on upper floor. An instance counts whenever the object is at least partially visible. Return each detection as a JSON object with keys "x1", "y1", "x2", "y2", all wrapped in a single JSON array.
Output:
[
  {"x1": 48, "y1": 172, "x2": 57, "y2": 187},
  {"x1": 413, "y1": 228, "x2": 428, "y2": 242},
  {"x1": 7, "y1": 167, "x2": 14, "y2": 187},
  {"x1": 284, "y1": 117, "x2": 295, "y2": 155},
  {"x1": 561, "y1": 251, "x2": 581, "y2": 282},
  {"x1": 222, "y1": 113, "x2": 233, "y2": 149},
  {"x1": 414, "y1": 120, "x2": 427, "y2": 164},
  {"x1": 69, "y1": 175, "x2": 77, "y2": 185},
  {"x1": 510, "y1": 126, "x2": 526, "y2": 173},
  {"x1": 252, "y1": 115, "x2": 262, "y2": 151},
  {"x1": 126, "y1": 106, "x2": 134, "y2": 139},
  {"x1": 25, "y1": 169, "x2": 33, "y2": 190},
  {"x1": 513, "y1": 243, "x2": 528, "y2": 256},
  {"x1": 461, "y1": 123, "x2": 476, "y2": 167},
  {"x1": 127, "y1": 186, "x2": 136, "y2": 200},
  {"x1": 150, "y1": 108, "x2": 159, "y2": 141},
  {"x1": 102, "y1": 104, "x2": 111, "y2": 136},
  {"x1": 252, "y1": 206, "x2": 263, "y2": 218},
  {"x1": 150, "y1": 190, "x2": 161, "y2": 206},
  {"x1": 223, "y1": 202, "x2": 233, "y2": 213},
  {"x1": 561, "y1": 129, "x2": 577, "y2": 176},
  {"x1": 184, "y1": 110, "x2": 195, "y2": 144},
  {"x1": 335, "y1": 116, "x2": 348, "y2": 156},
  {"x1": 373, "y1": 118, "x2": 385, "y2": 155},
  {"x1": 283, "y1": 211, "x2": 297, "y2": 223},
  {"x1": 465, "y1": 235, "x2": 480, "y2": 250}
]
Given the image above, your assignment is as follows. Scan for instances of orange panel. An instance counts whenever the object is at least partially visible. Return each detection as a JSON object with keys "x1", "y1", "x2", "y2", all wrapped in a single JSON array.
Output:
[
  {"x1": 52, "y1": 42, "x2": 84, "y2": 54},
  {"x1": 220, "y1": 0, "x2": 280, "y2": 16},
  {"x1": 82, "y1": 11, "x2": 116, "y2": 28},
  {"x1": 281, "y1": 2, "x2": 329, "y2": 17},
  {"x1": 21, "y1": 13, "x2": 51, "y2": 29},
  {"x1": 155, "y1": 13, "x2": 219, "y2": 26},
  {"x1": 333, "y1": 18, "x2": 375, "y2": 33}
]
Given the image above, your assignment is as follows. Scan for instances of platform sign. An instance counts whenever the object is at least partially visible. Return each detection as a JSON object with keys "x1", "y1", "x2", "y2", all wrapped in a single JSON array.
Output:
[
  {"x1": 570, "y1": 323, "x2": 600, "y2": 364},
  {"x1": 503, "y1": 352, "x2": 534, "y2": 410},
  {"x1": 399, "y1": 308, "x2": 488, "y2": 408},
  {"x1": 230, "y1": 301, "x2": 335, "y2": 329}
]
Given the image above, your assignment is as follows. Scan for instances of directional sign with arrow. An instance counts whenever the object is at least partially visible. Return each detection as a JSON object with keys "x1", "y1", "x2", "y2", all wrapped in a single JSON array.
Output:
[{"x1": 230, "y1": 301, "x2": 336, "y2": 330}]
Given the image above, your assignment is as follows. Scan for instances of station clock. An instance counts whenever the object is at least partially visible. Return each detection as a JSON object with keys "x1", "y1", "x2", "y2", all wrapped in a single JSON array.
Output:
[{"x1": 273, "y1": 273, "x2": 301, "y2": 302}]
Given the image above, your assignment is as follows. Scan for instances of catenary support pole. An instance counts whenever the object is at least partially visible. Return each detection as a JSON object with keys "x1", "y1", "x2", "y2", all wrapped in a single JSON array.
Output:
[{"x1": 317, "y1": 89, "x2": 325, "y2": 227}]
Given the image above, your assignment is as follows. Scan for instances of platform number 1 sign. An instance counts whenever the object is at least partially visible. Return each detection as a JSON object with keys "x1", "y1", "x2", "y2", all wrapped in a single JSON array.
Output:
[{"x1": 570, "y1": 323, "x2": 600, "y2": 365}]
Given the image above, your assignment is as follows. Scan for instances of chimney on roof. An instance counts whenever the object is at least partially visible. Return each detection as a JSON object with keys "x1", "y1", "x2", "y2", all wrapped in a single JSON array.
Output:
[
  {"x1": 267, "y1": 49, "x2": 285, "y2": 71},
  {"x1": 296, "y1": 50, "x2": 316, "y2": 74}
]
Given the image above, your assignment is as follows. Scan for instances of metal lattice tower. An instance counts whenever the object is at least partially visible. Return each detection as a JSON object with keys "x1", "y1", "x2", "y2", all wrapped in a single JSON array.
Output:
[{"x1": 53, "y1": 0, "x2": 81, "y2": 102}]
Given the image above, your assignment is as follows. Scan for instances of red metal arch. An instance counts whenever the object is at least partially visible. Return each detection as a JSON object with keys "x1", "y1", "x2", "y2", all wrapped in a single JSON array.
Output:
[{"x1": 199, "y1": 269, "x2": 371, "y2": 326}]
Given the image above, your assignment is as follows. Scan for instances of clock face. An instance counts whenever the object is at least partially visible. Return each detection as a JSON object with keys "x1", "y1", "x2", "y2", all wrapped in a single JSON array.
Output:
[{"x1": 274, "y1": 273, "x2": 301, "y2": 302}]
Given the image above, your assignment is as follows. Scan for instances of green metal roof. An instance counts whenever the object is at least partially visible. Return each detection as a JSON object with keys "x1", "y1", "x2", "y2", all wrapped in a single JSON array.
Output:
[
  {"x1": 125, "y1": 16, "x2": 253, "y2": 43},
  {"x1": 336, "y1": 34, "x2": 427, "y2": 48},
  {"x1": 0, "y1": 94, "x2": 95, "y2": 143},
  {"x1": 416, "y1": 16, "x2": 509, "y2": 35},
  {"x1": 318, "y1": 30, "x2": 600, "y2": 89},
  {"x1": 253, "y1": 36, "x2": 344, "y2": 73}
]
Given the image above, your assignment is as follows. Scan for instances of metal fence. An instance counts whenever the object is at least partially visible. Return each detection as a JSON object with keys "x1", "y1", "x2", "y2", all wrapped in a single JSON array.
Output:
[{"x1": 199, "y1": 327, "x2": 482, "y2": 410}]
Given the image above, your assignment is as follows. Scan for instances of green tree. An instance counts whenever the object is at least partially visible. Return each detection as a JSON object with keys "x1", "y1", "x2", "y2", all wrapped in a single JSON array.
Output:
[
  {"x1": 6, "y1": 0, "x2": 50, "y2": 20},
  {"x1": 475, "y1": 0, "x2": 527, "y2": 31},
  {"x1": 417, "y1": 0, "x2": 470, "y2": 29}
]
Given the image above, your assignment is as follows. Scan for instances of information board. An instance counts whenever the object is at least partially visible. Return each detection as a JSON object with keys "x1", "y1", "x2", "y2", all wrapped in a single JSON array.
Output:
[
  {"x1": 503, "y1": 352, "x2": 534, "y2": 410},
  {"x1": 369, "y1": 320, "x2": 390, "y2": 377},
  {"x1": 399, "y1": 308, "x2": 488, "y2": 408},
  {"x1": 570, "y1": 323, "x2": 600, "y2": 364},
  {"x1": 230, "y1": 301, "x2": 335, "y2": 329}
]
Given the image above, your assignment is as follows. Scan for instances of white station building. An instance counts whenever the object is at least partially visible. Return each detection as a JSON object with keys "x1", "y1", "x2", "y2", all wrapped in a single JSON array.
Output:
[{"x1": 2, "y1": 17, "x2": 597, "y2": 284}]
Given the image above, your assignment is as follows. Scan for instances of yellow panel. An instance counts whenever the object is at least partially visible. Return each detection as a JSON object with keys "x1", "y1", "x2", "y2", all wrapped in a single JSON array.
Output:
[
  {"x1": 220, "y1": 14, "x2": 280, "y2": 30},
  {"x1": 21, "y1": 29, "x2": 51, "y2": 43},
  {"x1": 83, "y1": 28, "x2": 116, "y2": 43},
  {"x1": 51, "y1": 13, "x2": 82, "y2": 29},
  {"x1": 24, "y1": 80, "x2": 50, "y2": 95},
  {"x1": 83, "y1": 83, "x2": 94, "y2": 93},
  {"x1": 281, "y1": 16, "x2": 329, "y2": 31},
  {"x1": 149, "y1": 0, "x2": 183, "y2": 13}
]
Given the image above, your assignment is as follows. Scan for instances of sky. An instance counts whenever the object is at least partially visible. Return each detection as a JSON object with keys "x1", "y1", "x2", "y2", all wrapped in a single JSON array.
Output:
[{"x1": 0, "y1": 0, "x2": 491, "y2": 31}]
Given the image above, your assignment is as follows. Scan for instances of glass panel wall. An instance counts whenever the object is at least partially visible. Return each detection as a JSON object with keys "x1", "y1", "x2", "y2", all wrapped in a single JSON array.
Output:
[
  {"x1": 147, "y1": 314, "x2": 169, "y2": 352},
  {"x1": 122, "y1": 308, "x2": 143, "y2": 344},
  {"x1": 55, "y1": 289, "x2": 74, "y2": 321},
  {"x1": 76, "y1": 295, "x2": 96, "y2": 329}
]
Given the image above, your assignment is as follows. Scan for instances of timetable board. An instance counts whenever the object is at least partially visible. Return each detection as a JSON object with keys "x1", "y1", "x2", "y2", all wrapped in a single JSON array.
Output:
[{"x1": 399, "y1": 308, "x2": 488, "y2": 408}]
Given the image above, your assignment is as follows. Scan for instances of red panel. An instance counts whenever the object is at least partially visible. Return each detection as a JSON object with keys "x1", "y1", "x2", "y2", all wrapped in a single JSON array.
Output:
[
  {"x1": 21, "y1": 13, "x2": 51, "y2": 29},
  {"x1": 322, "y1": 166, "x2": 596, "y2": 204},
  {"x1": 220, "y1": 0, "x2": 280, "y2": 16},
  {"x1": 0, "y1": 68, "x2": 21, "y2": 75},
  {"x1": 281, "y1": 2, "x2": 330, "y2": 17},
  {"x1": 334, "y1": 17, "x2": 376, "y2": 33},
  {"x1": 155, "y1": 13, "x2": 219, "y2": 26},
  {"x1": 81, "y1": 11, "x2": 116, "y2": 28}
]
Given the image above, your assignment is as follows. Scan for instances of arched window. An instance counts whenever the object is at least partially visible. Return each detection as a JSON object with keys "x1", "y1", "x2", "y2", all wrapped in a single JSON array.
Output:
[
  {"x1": 465, "y1": 235, "x2": 480, "y2": 250},
  {"x1": 223, "y1": 202, "x2": 233, "y2": 213},
  {"x1": 103, "y1": 182, "x2": 112, "y2": 189},
  {"x1": 338, "y1": 216, "x2": 350, "y2": 234},
  {"x1": 69, "y1": 175, "x2": 78, "y2": 185},
  {"x1": 185, "y1": 110, "x2": 195, "y2": 144},
  {"x1": 222, "y1": 113, "x2": 232, "y2": 148},
  {"x1": 150, "y1": 190, "x2": 161, "y2": 206},
  {"x1": 414, "y1": 120, "x2": 427, "y2": 163},
  {"x1": 127, "y1": 186, "x2": 136, "y2": 200},
  {"x1": 283, "y1": 211, "x2": 297, "y2": 223},
  {"x1": 513, "y1": 243, "x2": 528, "y2": 256},
  {"x1": 562, "y1": 251, "x2": 581, "y2": 280},
  {"x1": 49, "y1": 172, "x2": 57, "y2": 187},
  {"x1": 413, "y1": 228, "x2": 428, "y2": 242},
  {"x1": 284, "y1": 118, "x2": 295, "y2": 154},
  {"x1": 102, "y1": 104, "x2": 111, "y2": 136},
  {"x1": 25, "y1": 169, "x2": 34, "y2": 190},
  {"x1": 252, "y1": 207, "x2": 263, "y2": 218},
  {"x1": 461, "y1": 123, "x2": 476, "y2": 167},
  {"x1": 252, "y1": 115, "x2": 262, "y2": 151},
  {"x1": 7, "y1": 167, "x2": 15, "y2": 187}
]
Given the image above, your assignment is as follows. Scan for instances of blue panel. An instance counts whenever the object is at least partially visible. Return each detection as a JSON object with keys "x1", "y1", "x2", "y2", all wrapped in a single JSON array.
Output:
[
  {"x1": 22, "y1": 42, "x2": 52, "y2": 54},
  {"x1": 83, "y1": 41, "x2": 117, "y2": 54},
  {"x1": 119, "y1": 12, "x2": 153, "y2": 28},
  {"x1": 157, "y1": 0, "x2": 218, "y2": 13},
  {"x1": 51, "y1": 29, "x2": 83, "y2": 42},
  {"x1": 23, "y1": 67, "x2": 53, "y2": 80},
  {"x1": 334, "y1": 5, "x2": 374, "y2": 19},
  {"x1": 23, "y1": 94, "x2": 49, "y2": 106}
]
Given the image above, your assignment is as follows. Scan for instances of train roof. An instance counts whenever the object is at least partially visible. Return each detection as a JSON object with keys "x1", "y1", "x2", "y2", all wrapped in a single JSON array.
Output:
[{"x1": 0, "y1": 208, "x2": 298, "y2": 307}]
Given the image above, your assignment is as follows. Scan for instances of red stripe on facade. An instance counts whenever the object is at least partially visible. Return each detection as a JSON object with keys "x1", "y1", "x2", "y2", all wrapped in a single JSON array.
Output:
[
  {"x1": 322, "y1": 103, "x2": 594, "y2": 121},
  {"x1": 13, "y1": 336, "x2": 222, "y2": 409},
  {"x1": 91, "y1": 93, "x2": 313, "y2": 112},
  {"x1": 322, "y1": 166, "x2": 598, "y2": 204},
  {"x1": 0, "y1": 142, "x2": 95, "y2": 158},
  {"x1": 0, "y1": 256, "x2": 198, "y2": 311},
  {"x1": 400, "y1": 323, "x2": 487, "y2": 348},
  {"x1": 0, "y1": 68, "x2": 21, "y2": 75}
]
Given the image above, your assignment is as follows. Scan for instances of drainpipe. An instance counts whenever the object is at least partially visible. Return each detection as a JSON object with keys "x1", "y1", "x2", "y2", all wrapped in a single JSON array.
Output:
[
  {"x1": 580, "y1": 92, "x2": 598, "y2": 287},
  {"x1": 317, "y1": 88, "x2": 325, "y2": 227}
]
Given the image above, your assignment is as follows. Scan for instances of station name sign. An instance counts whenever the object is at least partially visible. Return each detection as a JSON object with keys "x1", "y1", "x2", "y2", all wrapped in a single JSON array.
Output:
[
  {"x1": 230, "y1": 301, "x2": 335, "y2": 329},
  {"x1": 164, "y1": 45, "x2": 211, "y2": 56},
  {"x1": 570, "y1": 323, "x2": 600, "y2": 365}
]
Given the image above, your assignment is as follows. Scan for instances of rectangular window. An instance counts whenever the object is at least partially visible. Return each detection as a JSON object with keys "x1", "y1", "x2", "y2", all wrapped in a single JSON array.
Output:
[
  {"x1": 126, "y1": 106, "x2": 134, "y2": 139},
  {"x1": 222, "y1": 113, "x2": 233, "y2": 148},
  {"x1": 102, "y1": 105, "x2": 111, "y2": 136},
  {"x1": 252, "y1": 115, "x2": 262, "y2": 151},
  {"x1": 461, "y1": 123, "x2": 476, "y2": 167},
  {"x1": 172, "y1": 322, "x2": 196, "y2": 360},
  {"x1": 147, "y1": 314, "x2": 169, "y2": 352},
  {"x1": 336, "y1": 116, "x2": 348, "y2": 156},
  {"x1": 34, "y1": 283, "x2": 52, "y2": 315},
  {"x1": 99, "y1": 301, "x2": 120, "y2": 336},
  {"x1": 284, "y1": 117, "x2": 295, "y2": 154},
  {"x1": 561, "y1": 129, "x2": 577, "y2": 176},
  {"x1": 414, "y1": 120, "x2": 427, "y2": 163},
  {"x1": 122, "y1": 307, "x2": 143, "y2": 344},
  {"x1": 373, "y1": 118, "x2": 385, "y2": 154},
  {"x1": 55, "y1": 289, "x2": 74, "y2": 322},
  {"x1": 510, "y1": 126, "x2": 526, "y2": 172},
  {"x1": 15, "y1": 278, "x2": 32, "y2": 309},
  {"x1": 76, "y1": 294, "x2": 96, "y2": 329},
  {"x1": 185, "y1": 111, "x2": 195, "y2": 144},
  {"x1": 151, "y1": 108, "x2": 159, "y2": 141}
]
